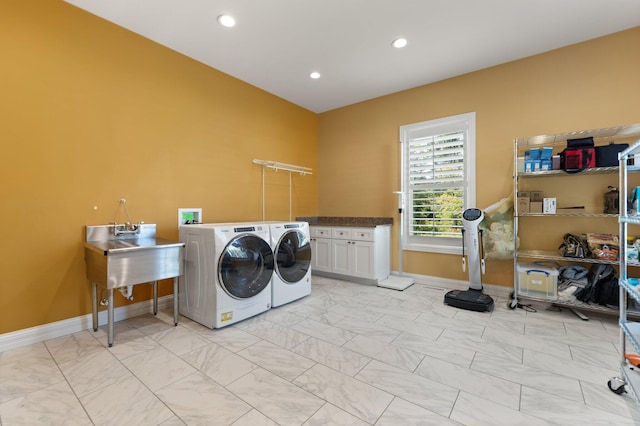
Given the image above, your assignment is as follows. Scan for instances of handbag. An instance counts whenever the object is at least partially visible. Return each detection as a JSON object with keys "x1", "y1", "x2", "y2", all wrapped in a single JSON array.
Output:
[
  {"x1": 558, "y1": 233, "x2": 590, "y2": 258},
  {"x1": 566, "y1": 137, "x2": 594, "y2": 148},
  {"x1": 595, "y1": 142, "x2": 629, "y2": 167},
  {"x1": 574, "y1": 263, "x2": 616, "y2": 303},
  {"x1": 560, "y1": 147, "x2": 596, "y2": 173}
]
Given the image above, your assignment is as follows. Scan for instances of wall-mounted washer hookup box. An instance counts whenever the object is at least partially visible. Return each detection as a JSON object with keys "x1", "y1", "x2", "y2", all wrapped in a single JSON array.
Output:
[{"x1": 178, "y1": 208, "x2": 202, "y2": 226}]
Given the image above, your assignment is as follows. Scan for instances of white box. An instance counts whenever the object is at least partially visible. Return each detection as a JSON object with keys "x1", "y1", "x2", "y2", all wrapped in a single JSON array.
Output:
[{"x1": 543, "y1": 198, "x2": 556, "y2": 214}]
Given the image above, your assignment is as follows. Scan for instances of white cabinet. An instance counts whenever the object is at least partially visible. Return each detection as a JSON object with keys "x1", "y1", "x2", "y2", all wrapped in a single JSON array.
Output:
[
  {"x1": 310, "y1": 227, "x2": 332, "y2": 272},
  {"x1": 331, "y1": 239, "x2": 375, "y2": 278},
  {"x1": 351, "y1": 240, "x2": 376, "y2": 278},
  {"x1": 331, "y1": 239, "x2": 350, "y2": 275},
  {"x1": 330, "y1": 227, "x2": 374, "y2": 278},
  {"x1": 310, "y1": 225, "x2": 390, "y2": 284}
]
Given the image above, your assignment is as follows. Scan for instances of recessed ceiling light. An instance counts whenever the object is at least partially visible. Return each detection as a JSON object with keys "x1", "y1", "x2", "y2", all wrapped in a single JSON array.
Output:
[
  {"x1": 392, "y1": 38, "x2": 408, "y2": 48},
  {"x1": 310, "y1": 72, "x2": 321, "y2": 79},
  {"x1": 217, "y1": 14, "x2": 236, "y2": 27}
]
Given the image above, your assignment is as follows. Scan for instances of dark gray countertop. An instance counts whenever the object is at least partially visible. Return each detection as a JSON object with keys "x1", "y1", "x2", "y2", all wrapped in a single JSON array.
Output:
[{"x1": 296, "y1": 216, "x2": 393, "y2": 227}]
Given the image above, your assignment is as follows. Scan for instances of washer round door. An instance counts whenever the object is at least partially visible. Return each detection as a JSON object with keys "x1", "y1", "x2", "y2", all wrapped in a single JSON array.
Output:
[
  {"x1": 218, "y1": 234, "x2": 274, "y2": 299},
  {"x1": 275, "y1": 230, "x2": 311, "y2": 284}
]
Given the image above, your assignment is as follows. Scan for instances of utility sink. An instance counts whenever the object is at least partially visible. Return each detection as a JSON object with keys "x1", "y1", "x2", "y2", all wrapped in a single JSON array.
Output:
[{"x1": 84, "y1": 224, "x2": 185, "y2": 346}]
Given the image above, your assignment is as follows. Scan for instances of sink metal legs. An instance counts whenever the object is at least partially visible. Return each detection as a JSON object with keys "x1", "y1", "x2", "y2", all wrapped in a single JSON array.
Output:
[
  {"x1": 153, "y1": 279, "x2": 178, "y2": 325},
  {"x1": 107, "y1": 288, "x2": 115, "y2": 347},
  {"x1": 90, "y1": 279, "x2": 179, "y2": 346},
  {"x1": 90, "y1": 281, "x2": 115, "y2": 346},
  {"x1": 173, "y1": 277, "x2": 179, "y2": 326},
  {"x1": 91, "y1": 282, "x2": 98, "y2": 332},
  {"x1": 153, "y1": 281, "x2": 158, "y2": 315}
]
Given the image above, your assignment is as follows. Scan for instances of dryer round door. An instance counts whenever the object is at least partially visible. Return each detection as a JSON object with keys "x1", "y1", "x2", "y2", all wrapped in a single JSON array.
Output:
[
  {"x1": 275, "y1": 230, "x2": 311, "y2": 284},
  {"x1": 218, "y1": 234, "x2": 274, "y2": 299}
]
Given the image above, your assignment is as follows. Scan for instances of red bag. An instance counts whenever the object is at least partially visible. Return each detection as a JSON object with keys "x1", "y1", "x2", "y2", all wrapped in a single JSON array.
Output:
[{"x1": 561, "y1": 147, "x2": 596, "y2": 173}]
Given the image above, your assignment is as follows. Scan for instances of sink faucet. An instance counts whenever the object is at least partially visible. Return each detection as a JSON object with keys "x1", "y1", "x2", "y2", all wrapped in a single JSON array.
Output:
[{"x1": 112, "y1": 222, "x2": 143, "y2": 236}]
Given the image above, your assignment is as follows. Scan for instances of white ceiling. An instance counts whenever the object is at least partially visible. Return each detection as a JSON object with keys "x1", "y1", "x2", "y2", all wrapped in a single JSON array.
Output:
[{"x1": 64, "y1": 0, "x2": 640, "y2": 113}]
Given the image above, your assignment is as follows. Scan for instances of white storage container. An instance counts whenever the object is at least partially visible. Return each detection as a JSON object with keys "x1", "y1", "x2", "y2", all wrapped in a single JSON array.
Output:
[{"x1": 517, "y1": 262, "x2": 558, "y2": 300}]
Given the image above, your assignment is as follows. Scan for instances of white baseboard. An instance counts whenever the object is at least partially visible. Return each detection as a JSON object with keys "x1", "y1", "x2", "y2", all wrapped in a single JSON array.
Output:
[
  {"x1": 0, "y1": 296, "x2": 174, "y2": 353},
  {"x1": 390, "y1": 271, "x2": 513, "y2": 299}
]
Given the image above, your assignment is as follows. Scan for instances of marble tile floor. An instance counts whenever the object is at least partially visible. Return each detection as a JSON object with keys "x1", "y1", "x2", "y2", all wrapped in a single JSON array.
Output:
[{"x1": 2, "y1": 276, "x2": 640, "y2": 425}]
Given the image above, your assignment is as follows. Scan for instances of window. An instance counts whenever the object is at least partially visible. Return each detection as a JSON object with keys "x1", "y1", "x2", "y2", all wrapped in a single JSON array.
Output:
[{"x1": 400, "y1": 112, "x2": 475, "y2": 254}]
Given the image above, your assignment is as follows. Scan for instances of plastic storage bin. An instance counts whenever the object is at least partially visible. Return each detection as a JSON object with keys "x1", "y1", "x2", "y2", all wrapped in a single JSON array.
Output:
[{"x1": 517, "y1": 262, "x2": 558, "y2": 300}]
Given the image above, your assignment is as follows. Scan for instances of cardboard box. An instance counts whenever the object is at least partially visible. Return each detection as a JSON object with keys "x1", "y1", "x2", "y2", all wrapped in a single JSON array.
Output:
[
  {"x1": 530, "y1": 201, "x2": 543, "y2": 213},
  {"x1": 517, "y1": 197, "x2": 530, "y2": 213},
  {"x1": 543, "y1": 198, "x2": 556, "y2": 213},
  {"x1": 518, "y1": 191, "x2": 531, "y2": 199},
  {"x1": 517, "y1": 262, "x2": 558, "y2": 300},
  {"x1": 530, "y1": 191, "x2": 544, "y2": 202}
]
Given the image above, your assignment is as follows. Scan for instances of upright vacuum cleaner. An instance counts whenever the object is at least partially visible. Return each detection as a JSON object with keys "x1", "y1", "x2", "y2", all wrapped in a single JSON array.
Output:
[{"x1": 444, "y1": 208, "x2": 494, "y2": 312}]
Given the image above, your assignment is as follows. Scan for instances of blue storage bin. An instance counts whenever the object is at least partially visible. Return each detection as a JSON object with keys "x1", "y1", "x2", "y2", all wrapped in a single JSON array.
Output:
[
  {"x1": 541, "y1": 147, "x2": 553, "y2": 160},
  {"x1": 528, "y1": 148, "x2": 541, "y2": 160}
]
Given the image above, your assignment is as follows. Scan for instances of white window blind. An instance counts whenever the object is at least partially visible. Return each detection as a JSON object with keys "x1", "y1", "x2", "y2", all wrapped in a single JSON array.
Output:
[
  {"x1": 408, "y1": 131, "x2": 465, "y2": 237},
  {"x1": 400, "y1": 113, "x2": 475, "y2": 253}
]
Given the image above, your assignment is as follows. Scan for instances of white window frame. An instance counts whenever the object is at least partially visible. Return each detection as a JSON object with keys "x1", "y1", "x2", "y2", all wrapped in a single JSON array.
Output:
[{"x1": 400, "y1": 112, "x2": 476, "y2": 254}]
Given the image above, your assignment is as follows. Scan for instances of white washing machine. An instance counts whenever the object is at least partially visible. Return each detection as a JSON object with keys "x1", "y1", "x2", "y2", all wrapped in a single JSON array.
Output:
[
  {"x1": 178, "y1": 223, "x2": 273, "y2": 328},
  {"x1": 269, "y1": 221, "x2": 312, "y2": 307}
]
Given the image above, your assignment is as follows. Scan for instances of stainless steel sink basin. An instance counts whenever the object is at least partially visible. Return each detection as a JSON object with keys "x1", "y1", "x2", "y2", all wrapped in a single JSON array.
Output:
[
  {"x1": 85, "y1": 236, "x2": 184, "y2": 289},
  {"x1": 84, "y1": 224, "x2": 185, "y2": 346}
]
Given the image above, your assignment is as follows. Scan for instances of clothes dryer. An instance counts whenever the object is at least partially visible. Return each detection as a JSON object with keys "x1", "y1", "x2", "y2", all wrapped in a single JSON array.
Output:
[
  {"x1": 269, "y1": 222, "x2": 312, "y2": 307},
  {"x1": 178, "y1": 223, "x2": 273, "y2": 328}
]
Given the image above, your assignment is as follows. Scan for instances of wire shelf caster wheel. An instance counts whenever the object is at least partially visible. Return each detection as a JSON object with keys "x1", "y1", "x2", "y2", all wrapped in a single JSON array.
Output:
[
  {"x1": 507, "y1": 291, "x2": 518, "y2": 310},
  {"x1": 608, "y1": 377, "x2": 626, "y2": 395}
]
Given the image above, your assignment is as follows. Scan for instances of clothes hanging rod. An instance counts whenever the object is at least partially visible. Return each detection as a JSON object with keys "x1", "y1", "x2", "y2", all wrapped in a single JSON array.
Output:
[{"x1": 253, "y1": 159, "x2": 313, "y2": 175}]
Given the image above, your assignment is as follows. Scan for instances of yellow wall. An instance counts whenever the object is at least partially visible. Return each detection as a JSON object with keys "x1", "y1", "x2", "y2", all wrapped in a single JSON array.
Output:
[
  {"x1": 0, "y1": 0, "x2": 318, "y2": 334},
  {"x1": 2, "y1": 0, "x2": 639, "y2": 336},
  {"x1": 317, "y1": 27, "x2": 640, "y2": 288}
]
